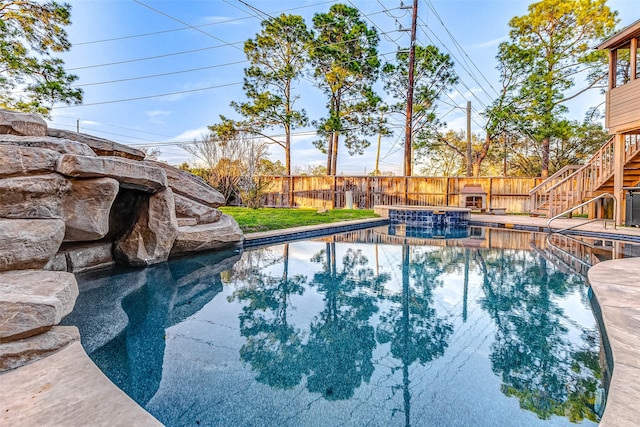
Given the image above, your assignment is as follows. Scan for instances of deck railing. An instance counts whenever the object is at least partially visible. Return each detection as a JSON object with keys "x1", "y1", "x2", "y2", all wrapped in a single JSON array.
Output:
[{"x1": 530, "y1": 136, "x2": 616, "y2": 217}]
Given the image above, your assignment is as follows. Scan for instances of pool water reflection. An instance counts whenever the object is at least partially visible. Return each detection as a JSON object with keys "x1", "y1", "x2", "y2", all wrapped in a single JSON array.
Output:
[{"x1": 63, "y1": 226, "x2": 613, "y2": 426}]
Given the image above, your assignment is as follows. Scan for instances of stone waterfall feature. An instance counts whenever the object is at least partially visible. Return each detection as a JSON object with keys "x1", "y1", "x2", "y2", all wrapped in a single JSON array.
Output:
[{"x1": 0, "y1": 109, "x2": 243, "y2": 371}]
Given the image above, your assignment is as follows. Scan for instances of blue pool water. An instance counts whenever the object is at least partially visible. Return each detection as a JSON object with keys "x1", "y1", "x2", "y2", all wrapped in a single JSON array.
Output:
[{"x1": 63, "y1": 226, "x2": 617, "y2": 426}]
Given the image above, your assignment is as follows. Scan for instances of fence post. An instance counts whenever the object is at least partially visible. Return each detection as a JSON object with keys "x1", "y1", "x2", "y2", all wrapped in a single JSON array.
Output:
[
  {"x1": 288, "y1": 176, "x2": 293, "y2": 207},
  {"x1": 488, "y1": 177, "x2": 493, "y2": 211},
  {"x1": 404, "y1": 176, "x2": 408, "y2": 205},
  {"x1": 445, "y1": 177, "x2": 449, "y2": 206},
  {"x1": 366, "y1": 176, "x2": 371, "y2": 208},
  {"x1": 332, "y1": 175, "x2": 336, "y2": 209}
]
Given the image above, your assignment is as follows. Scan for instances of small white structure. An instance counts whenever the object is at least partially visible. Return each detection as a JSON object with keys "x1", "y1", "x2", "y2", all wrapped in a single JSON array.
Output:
[{"x1": 460, "y1": 184, "x2": 487, "y2": 212}]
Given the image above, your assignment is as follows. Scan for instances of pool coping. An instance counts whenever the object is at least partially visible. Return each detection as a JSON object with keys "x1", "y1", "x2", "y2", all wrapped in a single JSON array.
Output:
[
  {"x1": 1, "y1": 213, "x2": 639, "y2": 426},
  {"x1": 243, "y1": 217, "x2": 390, "y2": 247},
  {"x1": 587, "y1": 259, "x2": 640, "y2": 427}
]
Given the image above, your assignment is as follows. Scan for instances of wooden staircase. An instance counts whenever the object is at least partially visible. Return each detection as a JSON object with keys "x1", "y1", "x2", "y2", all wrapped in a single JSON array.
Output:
[{"x1": 530, "y1": 134, "x2": 640, "y2": 217}]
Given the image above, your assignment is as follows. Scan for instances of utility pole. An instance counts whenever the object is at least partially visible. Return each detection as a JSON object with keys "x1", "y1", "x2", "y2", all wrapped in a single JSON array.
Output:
[
  {"x1": 375, "y1": 110, "x2": 384, "y2": 176},
  {"x1": 466, "y1": 100, "x2": 472, "y2": 177},
  {"x1": 403, "y1": 0, "x2": 418, "y2": 177}
]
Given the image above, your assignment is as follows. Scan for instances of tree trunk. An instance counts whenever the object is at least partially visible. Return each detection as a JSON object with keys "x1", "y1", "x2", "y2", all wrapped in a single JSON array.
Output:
[
  {"x1": 285, "y1": 124, "x2": 293, "y2": 206},
  {"x1": 326, "y1": 132, "x2": 333, "y2": 176},
  {"x1": 541, "y1": 137, "x2": 550, "y2": 178},
  {"x1": 331, "y1": 132, "x2": 338, "y2": 176},
  {"x1": 472, "y1": 131, "x2": 493, "y2": 177},
  {"x1": 285, "y1": 82, "x2": 292, "y2": 177}
]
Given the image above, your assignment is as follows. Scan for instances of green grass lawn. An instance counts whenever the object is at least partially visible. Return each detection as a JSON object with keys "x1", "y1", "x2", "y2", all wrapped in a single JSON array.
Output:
[{"x1": 219, "y1": 207, "x2": 379, "y2": 233}]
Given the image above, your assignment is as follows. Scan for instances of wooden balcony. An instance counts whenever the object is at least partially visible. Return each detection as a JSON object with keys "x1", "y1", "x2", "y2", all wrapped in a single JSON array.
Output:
[
  {"x1": 598, "y1": 19, "x2": 640, "y2": 134},
  {"x1": 606, "y1": 78, "x2": 640, "y2": 133}
]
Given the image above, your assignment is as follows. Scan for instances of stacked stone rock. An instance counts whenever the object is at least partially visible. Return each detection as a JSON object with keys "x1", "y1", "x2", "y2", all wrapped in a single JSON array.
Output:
[{"x1": 0, "y1": 109, "x2": 243, "y2": 372}]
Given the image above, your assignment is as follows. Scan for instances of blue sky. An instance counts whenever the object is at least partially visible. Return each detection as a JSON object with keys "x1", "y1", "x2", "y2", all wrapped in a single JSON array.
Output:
[{"x1": 48, "y1": 0, "x2": 638, "y2": 175}]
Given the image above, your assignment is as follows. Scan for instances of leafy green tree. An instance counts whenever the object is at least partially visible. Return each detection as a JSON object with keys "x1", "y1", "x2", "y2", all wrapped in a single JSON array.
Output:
[
  {"x1": 493, "y1": 0, "x2": 617, "y2": 178},
  {"x1": 257, "y1": 159, "x2": 286, "y2": 176},
  {"x1": 232, "y1": 14, "x2": 312, "y2": 176},
  {"x1": 310, "y1": 4, "x2": 382, "y2": 176},
  {"x1": 382, "y1": 45, "x2": 458, "y2": 162},
  {"x1": 505, "y1": 117, "x2": 609, "y2": 176},
  {"x1": 0, "y1": 0, "x2": 82, "y2": 116},
  {"x1": 418, "y1": 129, "x2": 502, "y2": 176},
  {"x1": 294, "y1": 164, "x2": 327, "y2": 176}
]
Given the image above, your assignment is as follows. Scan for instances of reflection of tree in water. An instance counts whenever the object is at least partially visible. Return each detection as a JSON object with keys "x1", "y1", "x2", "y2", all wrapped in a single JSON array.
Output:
[
  {"x1": 306, "y1": 242, "x2": 390, "y2": 400},
  {"x1": 477, "y1": 249, "x2": 601, "y2": 422},
  {"x1": 376, "y1": 245, "x2": 454, "y2": 425},
  {"x1": 231, "y1": 244, "x2": 309, "y2": 389},
  {"x1": 232, "y1": 242, "x2": 391, "y2": 400},
  {"x1": 377, "y1": 246, "x2": 453, "y2": 365}
]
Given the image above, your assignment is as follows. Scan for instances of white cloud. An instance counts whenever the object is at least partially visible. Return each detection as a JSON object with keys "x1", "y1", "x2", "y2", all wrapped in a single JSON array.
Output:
[
  {"x1": 201, "y1": 15, "x2": 244, "y2": 25},
  {"x1": 158, "y1": 151, "x2": 190, "y2": 167},
  {"x1": 146, "y1": 110, "x2": 172, "y2": 118},
  {"x1": 175, "y1": 126, "x2": 209, "y2": 141},
  {"x1": 471, "y1": 36, "x2": 508, "y2": 49}
]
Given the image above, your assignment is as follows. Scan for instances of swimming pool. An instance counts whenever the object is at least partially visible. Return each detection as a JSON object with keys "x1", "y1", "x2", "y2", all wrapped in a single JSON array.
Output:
[{"x1": 63, "y1": 225, "x2": 619, "y2": 426}]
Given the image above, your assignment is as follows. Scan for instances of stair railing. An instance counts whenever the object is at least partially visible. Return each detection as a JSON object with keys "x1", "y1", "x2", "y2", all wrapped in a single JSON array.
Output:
[
  {"x1": 584, "y1": 136, "x2": 615, "y2": 193},
  {"x1": 529, "y1": 165, "x2": 581, "y2": 214},
  {"x1": 532, "y1": 136, "x2": 616, "y2": 217},
  {"x1": 546, "y1": 192, "x2": 616, "y2": 233}
]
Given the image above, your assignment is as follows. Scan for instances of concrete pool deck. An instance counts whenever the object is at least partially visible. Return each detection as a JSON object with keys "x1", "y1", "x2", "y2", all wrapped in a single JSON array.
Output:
[{"x1": 1, "y1": 214, "x2": 639, "y2": 426}]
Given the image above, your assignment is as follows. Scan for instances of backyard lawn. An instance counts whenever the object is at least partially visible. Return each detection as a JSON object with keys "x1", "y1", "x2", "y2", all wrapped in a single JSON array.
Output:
[{"x1": 219, "y1": 207, "x2": 379, "y2": 233}]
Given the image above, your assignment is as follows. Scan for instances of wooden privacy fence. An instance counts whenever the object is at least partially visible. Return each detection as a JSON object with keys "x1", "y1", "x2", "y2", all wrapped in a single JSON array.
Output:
[{"x1": 259, "y1": 176, "x2": 542, "y2": 214}]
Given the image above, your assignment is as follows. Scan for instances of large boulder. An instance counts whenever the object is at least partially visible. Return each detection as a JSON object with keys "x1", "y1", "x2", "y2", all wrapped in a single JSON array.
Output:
[
  {"x1": 0, "y1": 134, "x2": 95, "y2": 156},
  {"x1": 0, "y1": 219, "x2": 65, "y2": 271},
  {"x1": 43, "y1": 253, "x2": 67, "y2": 272},
  {"x1": 0, "y1": 326, "x2": 79, "y2": 372},
  {"x1": 115, "y1": 188, "x2": 179, "y2": 266},
  {"x1": 0, "y1": 144, "x2": 60, "y2": 177},
  {"x1": 63, "y1": 177, "x2": 119, "y2": 241},
  {"x1": 143, "y1": 160, "x2": 225, "y2": 207},
  {"x1": 171, "y1": 214, "x2": 243, "y2": 256},
  {"x1": 177, "y1": 217, "x2": 197, "y2": 227},
  {"x1": 61, "y1": 242, "x2": 115, "y2": 273},
  {"x1": 0, "y1": 270, "x2": 78, "y2": 342},
  {"x1": 0, "y1": 109, "x2": 47, "y2": 137},
  {"x1": 174, "y1": 193, "x2": 222, "y2": 224},
  {"x1": 47, "y1": 128, "x2": 146, "y2": 160},
  {"x1": 0, "y1": 173, "x2": 69, "y2": 219},
  {"x1": 56, "y1": 154, "x2": 167, "y2": 192}
]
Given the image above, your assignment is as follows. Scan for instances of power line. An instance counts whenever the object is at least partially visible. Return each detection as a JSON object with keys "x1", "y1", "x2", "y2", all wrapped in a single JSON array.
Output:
[
  {"x1": 53, "y1": 1, "x2": 508, "y2": 165},
  {"x1": 132, "y1": 0, "x2": 244, "y2": 52},
  {"x1": 74, "y1": 0, "x2": 339, "y2": 46},
  {"x1": 424, "y1": 1, "x2": 500, "y2": 98},
  {"x1": 73, "y1": 16, "x2": 253, "y2": 46},
  {"x1": 55, "y1": 81, "x2": 244, "y2": 108},
  {"x1": 67, "y1": 42, "x2": 243, "y2": 70},
  {"x1": 72, "y1": 60, "x2": 247, "y2": 87},
  {"x1": 51, "y1": 114, "x2": 184, "y2": 140},
  {"x1": 233, "y1": 0, "x2": 274, "y2": 21}
]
